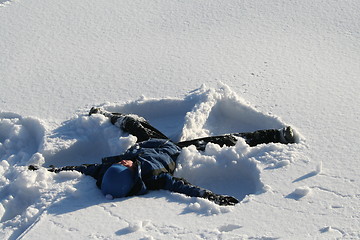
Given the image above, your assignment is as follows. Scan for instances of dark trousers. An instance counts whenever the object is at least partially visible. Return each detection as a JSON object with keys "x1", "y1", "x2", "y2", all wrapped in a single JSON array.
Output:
[{"x1": 105, "y1": 112, "x2": 284, "y2": 151}]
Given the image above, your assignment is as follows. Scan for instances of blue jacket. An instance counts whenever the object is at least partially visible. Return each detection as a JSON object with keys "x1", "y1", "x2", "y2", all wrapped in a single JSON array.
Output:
[{"x1": 81, "y1": 139, "x2": 205, "y2": 198}]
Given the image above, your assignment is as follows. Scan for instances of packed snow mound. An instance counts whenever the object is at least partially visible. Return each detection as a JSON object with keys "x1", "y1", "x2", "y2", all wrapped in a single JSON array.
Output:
[
  {"x1": 0, "y1": 0, "x2": 12, "y2": 7},
  {"x1": 0, "y1": 86, "x2": 303, "y2": 239}
]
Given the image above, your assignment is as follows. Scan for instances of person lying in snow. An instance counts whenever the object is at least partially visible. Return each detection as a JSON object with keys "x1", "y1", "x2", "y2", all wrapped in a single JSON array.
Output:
[{"x1": 29, "y1": 107, "x2": 297, "y2": 206}]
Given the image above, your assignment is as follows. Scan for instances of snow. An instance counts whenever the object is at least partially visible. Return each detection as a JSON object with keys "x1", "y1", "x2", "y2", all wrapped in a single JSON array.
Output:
[{"x1": 1, "y1": 0, "x2": 359, "y2": 239}]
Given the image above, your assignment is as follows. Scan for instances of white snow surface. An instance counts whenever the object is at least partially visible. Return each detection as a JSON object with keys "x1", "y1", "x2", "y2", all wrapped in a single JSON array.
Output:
[{"x1": 1, "y1": 0, "x2": 359, "y2": 239}]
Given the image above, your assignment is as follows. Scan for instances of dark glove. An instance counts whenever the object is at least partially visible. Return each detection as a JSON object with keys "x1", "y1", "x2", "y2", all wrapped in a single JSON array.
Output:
[
  {"x1": 202, "y1": 191, "x2": 239, "y2": 206},
  {"x1": 28, "y1": 165, "x2": 39, "y2": 171}
]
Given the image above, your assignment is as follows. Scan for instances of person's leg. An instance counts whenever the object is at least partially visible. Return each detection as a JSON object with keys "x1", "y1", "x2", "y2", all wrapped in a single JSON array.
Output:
[
  {"x1": 89, "y1": 107, "x2": 168, "y2": 142},
  {"x1": 177, "y1": 126, "x2": 296, "y2": 150}
]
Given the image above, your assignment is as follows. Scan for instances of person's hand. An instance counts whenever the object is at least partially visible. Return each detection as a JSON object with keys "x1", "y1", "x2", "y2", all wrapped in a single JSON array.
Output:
[
  {"x1": 28, "y1": 165, "x2": 39, "y2": 171},
  {"x1": 118, "y1": 160, "x2": 134, "y2": 169},
  {"x1": 218, "y1": 195, "x2": 239, "y2": 206},
  {"x1": 202, "y1": 191, "x2": 239, "y2": 206}
]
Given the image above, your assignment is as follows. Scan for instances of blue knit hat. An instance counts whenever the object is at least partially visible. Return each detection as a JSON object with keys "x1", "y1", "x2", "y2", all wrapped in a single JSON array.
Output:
[{"x1": 101, "y1": 164, "x2": 135, "y2": 198}]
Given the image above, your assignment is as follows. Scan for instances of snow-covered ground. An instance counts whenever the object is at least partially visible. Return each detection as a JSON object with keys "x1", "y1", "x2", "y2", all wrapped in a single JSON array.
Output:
[{"x1": 1, "y1": 0, "x2": 359, "y2": 239}]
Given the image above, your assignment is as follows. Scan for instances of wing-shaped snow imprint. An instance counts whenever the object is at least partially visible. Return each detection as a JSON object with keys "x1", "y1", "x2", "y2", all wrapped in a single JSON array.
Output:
[
  {"x1": 41, "y1": 85, "x2": 299, "y2": 202},
  {"x1": 92, "y1": 85, "x2": 299, "y2": 201},
  {"x1": 0, "y1": 85, "x2": 302, "y2": 239}
]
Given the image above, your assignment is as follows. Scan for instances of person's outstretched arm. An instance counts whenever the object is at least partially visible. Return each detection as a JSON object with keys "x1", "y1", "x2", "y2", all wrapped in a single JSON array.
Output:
[
  {"x1": 28, "y1": 163, "x2": 111, "y2": 188},
  {"x1": 146, "y1": 173, "x2": 239, "y2": 206}
]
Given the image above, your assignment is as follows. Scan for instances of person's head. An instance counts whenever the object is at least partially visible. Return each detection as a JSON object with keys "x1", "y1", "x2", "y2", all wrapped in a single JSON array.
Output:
[{"x1": 101, "y1": 163, "x2": 135, "y2": 198}]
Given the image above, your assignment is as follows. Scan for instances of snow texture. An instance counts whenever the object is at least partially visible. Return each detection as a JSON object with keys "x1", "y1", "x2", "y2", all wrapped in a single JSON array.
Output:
[{"x1": 1, "y1": 0, "x2": 360, "y2": 239}]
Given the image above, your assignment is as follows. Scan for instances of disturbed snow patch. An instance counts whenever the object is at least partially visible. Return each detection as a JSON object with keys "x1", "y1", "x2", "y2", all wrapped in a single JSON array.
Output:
[
  {"x1": 0, "y1": 85, "x2": 303, "y2": 238},
  {"x1": 176, "y1": 140, "x2": 262, "y2": 201}
]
